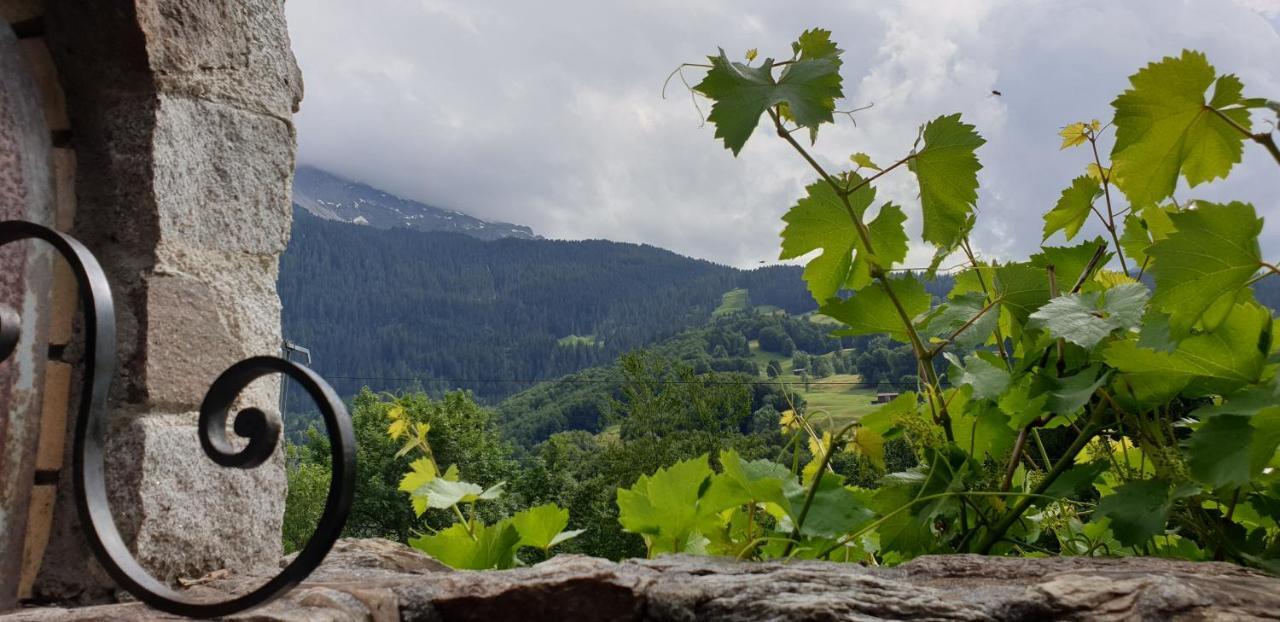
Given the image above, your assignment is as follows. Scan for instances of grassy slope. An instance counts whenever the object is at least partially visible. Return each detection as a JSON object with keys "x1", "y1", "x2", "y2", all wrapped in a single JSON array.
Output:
[
  {"x1": 557, "y1": 334, "x2": 599, "y2": 346},
  {"x1": 748, "y1": 340, "x2": 880, "y2": 428},
  {"x1": 713, "y1": 288, "x2": 750, "y2": 316}
]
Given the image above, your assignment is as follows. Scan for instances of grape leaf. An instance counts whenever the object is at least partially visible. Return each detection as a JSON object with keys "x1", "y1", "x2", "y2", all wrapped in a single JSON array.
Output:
[
  {"x1": 1094, "y1": 479, "x2": 1173, "y2": 546},
  {"x1": 1146, "y1": 201, "x2": 1262, "y2": 337},
  {"x1": 858, "y1": 391, "x2": 920, "y2": 435},
  {"x1": 779, "y1": 180, "x2": 907, "y2": 302},
  {"x1": 706, "y1": 449, "x2": 798, "y2": 514},
  {"x1": 409, "y1": 521, "x2": 521, "y2": 570},
  {"x1": 1043, "y1": 461, "x2": 1110, "y2": 499},
  {"x1": 1028, "y1": 238, "x2": 1110, "y2": 294},
  {"x1": 1103, "y1": 301, "x2": 1271, "y2": 391},
  {"x1": 1186, "y1": 385, "x2": 1280, "y2": 489},
  {"x1": 616, "y1": 455, "x2": 715, "y2": 555},
  {"x1": 850, "y1": 427, "x2": 886, "y2": 468},
  {"x1": 416, "y1": 478, "x2": 504, "y2": 510},
  {"x1": 999, "y1": 375, "x2": 1049, "y2": 429},
  {"x1": 1110, "y1": 50, "x2": 1251, "y2": 206},
  {"x1": 786, "y1": 472, "x2": 874, "y2": 539},
  {"x1": 694, "y1": 30, "x2": 843, "y2": 155},
  {"x1": 992, "y1": 262, "x2": 1050, "y2": 326},
  {"x1": 399, "y1": 457, "x2": 438, "y2": 517},
  {"x1": 917, "y1": 291, "x2": 999, "y2": 349},
  {"x1": 1029, "y1": 283, "x2": 1149, "y2": 349},
  {"x1": 1058, "y1": 122, "x2": 1090, "y2": 150},
  {"x1": 1042, "y1": 175, "x2": 1102, "y2": 241},
  {"x1": 1118, "y1": 204, "x2": 1176, "y2": 269},
  {"x1": 944, "y1": 351, "x2": 1010, "y2": 401},
  {"x1": 1047, "y1": 365, "x2": 1109, "y2": 416},
  {"x1": 851, "y1": 152, "x2": 881, "y2": 171},
  {"x1": 509, "y1": 503, "x2": 583, "y2": 551},
  {"x1": 874, "y1": 446, "x2": 973, "y2": 554},
  {"x1": 821, "y1": 276, "x2": 931, "y2": 343},
  {"x1": 1029, "y1": 293, "x2": 1111, "y2": 349},
  {"x1": 908, "y1": 114, "x2": 986, "y2": 248},
  {"x1": 952, "y1": 400, "x2": 1015, "y2": 460}
]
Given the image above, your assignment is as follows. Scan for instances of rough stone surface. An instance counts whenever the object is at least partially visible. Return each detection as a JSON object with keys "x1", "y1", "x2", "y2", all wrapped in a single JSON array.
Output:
[
  {"x1": 5, "y1": 540, "x2": 1280, "y2": 621},
  {"x1": 32, "y1": 0, "x2": 301, "y2": 601},
  {"x1": 0, "y1": 18, "x2": 55, "y2": 611},
  {"x1": 100, "y1": 416, "x2": 287, "y2": 583}
]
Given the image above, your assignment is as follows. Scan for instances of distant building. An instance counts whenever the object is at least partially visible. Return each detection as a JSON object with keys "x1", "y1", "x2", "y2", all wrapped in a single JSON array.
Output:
[{"x1": 874, "y1": 392, "x2": 899, "y2": 404}]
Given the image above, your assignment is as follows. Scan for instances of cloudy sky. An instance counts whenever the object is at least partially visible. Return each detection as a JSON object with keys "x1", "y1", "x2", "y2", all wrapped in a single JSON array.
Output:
[{"x1": 286, "y1": 0, "x2": 1280, "y2": 269}]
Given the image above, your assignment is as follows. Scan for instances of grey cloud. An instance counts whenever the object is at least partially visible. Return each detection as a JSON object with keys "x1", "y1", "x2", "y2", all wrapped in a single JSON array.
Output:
[{"x1": 287, "y1": 0, "x2": 1280, "y2": 268}]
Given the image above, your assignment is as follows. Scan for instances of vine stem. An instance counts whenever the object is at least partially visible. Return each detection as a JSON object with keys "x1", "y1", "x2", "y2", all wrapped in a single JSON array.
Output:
[
  {"x1": 783, "y1": 420, "x2": 860, "y2": 553},
  {"x1": 1207, "y1": 105, "x2": 1280, "y2": 168},
  {"x1": 926, "y1": 295, "x2": 1002, "y2": 358},
  {"x1": 1088, "y1": 136, "x2": 1129, "y2": 275},
  {"x1": 959, "y1": 238, "x2": 1011, "y2": 367},
  {"x1": 976, "y1": 403, "x2": 1110, "y2": 553},
  {"x1": 815, "y1": 491, "x2": 1095, "y2": 559},
  {"x1": 767, "y1": 107, "x2": 953, "y2": 442}
]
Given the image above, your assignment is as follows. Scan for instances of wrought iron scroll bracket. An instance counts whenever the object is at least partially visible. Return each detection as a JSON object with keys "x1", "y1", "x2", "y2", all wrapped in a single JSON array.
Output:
[{"x1": 0, "y1": 220, "x2": 356, "y2": 619}]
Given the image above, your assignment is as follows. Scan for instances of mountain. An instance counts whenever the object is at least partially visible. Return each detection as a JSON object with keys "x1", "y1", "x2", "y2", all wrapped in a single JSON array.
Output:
[
  {"x1": 292, "y1": 165, "x2": 538, "y2": 240},
  {"x1": 278, "y1": 208, "x2": 815, "y2": 409}
]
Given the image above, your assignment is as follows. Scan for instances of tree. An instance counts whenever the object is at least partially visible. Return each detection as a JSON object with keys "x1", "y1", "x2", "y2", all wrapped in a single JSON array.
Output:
[
  {"x1": 757, "y1": 325, "x2": 794, "y2": 355},
  {"x1": 286, "y1": 388, "x2": 517, "y2": 544},
  {"x1": 766, "y1": 360, "x2": 783, "y2": 378}
]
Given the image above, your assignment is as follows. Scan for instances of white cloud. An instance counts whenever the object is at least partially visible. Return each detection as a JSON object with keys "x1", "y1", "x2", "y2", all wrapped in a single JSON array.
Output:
[{"x1": 287, "y1": 0, "x2": 1280, "y2": 268}]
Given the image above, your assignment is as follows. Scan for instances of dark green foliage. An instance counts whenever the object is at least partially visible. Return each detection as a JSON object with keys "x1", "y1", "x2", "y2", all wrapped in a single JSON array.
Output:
[
  {"x1": 512, "y1": 354, "x2": 787, "y2": 559},
  {"x1": 279, "y1": 208, "x2": 815, "y2": 408},
  {"x1": 287, "y1": 389, "x2": 517, "y2": 543},
  {"x1": 495, "y1": 312, "x2": 839, "y2": 446}
]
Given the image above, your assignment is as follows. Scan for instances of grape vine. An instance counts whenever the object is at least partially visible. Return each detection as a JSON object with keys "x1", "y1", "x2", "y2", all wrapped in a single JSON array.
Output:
[
  {"x1": 614, "y1": 32, "x2": 1280, "y2": 569},
  {"x1": 384, "y1": 398, "x2": 582, "y2": 569}
]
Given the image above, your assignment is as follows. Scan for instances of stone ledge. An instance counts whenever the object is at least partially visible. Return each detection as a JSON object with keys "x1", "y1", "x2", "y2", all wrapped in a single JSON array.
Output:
[{"x1": 4, "y1": 538, "x2": 1279, "y2": 621}]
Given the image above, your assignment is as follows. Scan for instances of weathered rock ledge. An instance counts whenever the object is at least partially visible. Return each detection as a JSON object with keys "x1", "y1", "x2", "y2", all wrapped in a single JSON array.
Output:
[{"x1": 3, "y1": 538, "x2": 1279, "y2": 621}]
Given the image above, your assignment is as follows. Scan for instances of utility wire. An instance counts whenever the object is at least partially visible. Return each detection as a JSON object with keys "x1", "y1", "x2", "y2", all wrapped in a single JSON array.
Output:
[{"x1": 314, "y1": 374, "x2": 938, "y2": 388}]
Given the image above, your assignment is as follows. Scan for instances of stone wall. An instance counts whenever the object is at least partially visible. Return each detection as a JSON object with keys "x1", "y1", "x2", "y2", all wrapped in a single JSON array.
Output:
[
  {"x1": 0, "y1": 6, "x2": 57, "y2": 610},
  {"x1": 5, "y1": 539, "x2": 1280, "y2": 621},
  {"x1": 0, "y1": 0, "x2": 304, "y2": 602}
]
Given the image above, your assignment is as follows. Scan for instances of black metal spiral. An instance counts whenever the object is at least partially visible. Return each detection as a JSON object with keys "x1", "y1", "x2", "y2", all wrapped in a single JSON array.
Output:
[{"x1": 0, "y1": 220, "x2": 356, "y2": 618}]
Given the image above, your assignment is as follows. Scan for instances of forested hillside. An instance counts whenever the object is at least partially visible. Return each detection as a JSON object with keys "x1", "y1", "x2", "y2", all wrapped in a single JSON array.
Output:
[
  {"x1": 495, "y1": 310, "x2": 929, "y2": 446},
  {"x1": 278, "y1": 209, "x2": 814, "y2": 403}
]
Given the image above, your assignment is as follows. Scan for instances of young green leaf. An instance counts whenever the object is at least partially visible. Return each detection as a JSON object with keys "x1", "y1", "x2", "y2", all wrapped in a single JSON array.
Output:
[
  {"x1": 991, "y1": 262, "x2": 1051, "y2": 326},
  {"x1": 509, "y1": 503, "x2": 583, "y2": 551},
  {"x1": 908, "y1": 114, "x2": 986, "y2": 249},
  {"x1": 616, "y1": 455, "x2": 716, "y2": 556},
  {"x1": 415, "y1": 478, "x2": 504, "y2": 510},
  {"x1": 399, "y1": 457, "x2": 438, "y2": 517},
  {"x1": 693, "y1": 30, "x2": 843, "y2": 155},
  {"x1": 1058, "y1": 122, "x2": 1091, "y2": 150},
  {"x1": 1042, "y1": 175, "x2": 1102, "y2": 241},
  {"x1": 850, "y1": 152, "x2": 881, "y2": 171},
  {"x1": 1110, "y1": 50, "x2": 1251, "y2": 206},
  {"x1": 1028, "y1": 239, "x2": 1110, "y2": 294},
  {"x1": 1146, "y1": 201, "x2": 1262, "y2": 337},
  {"x1": 706, "y1": 449, "x2": 798, "y2": 515},
  {"x1": 820, "y1": 275, "x2": 931, "y2": 343},
  {"x1": 409, "y1": 521, "x2": 521, "y2": 570}
]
